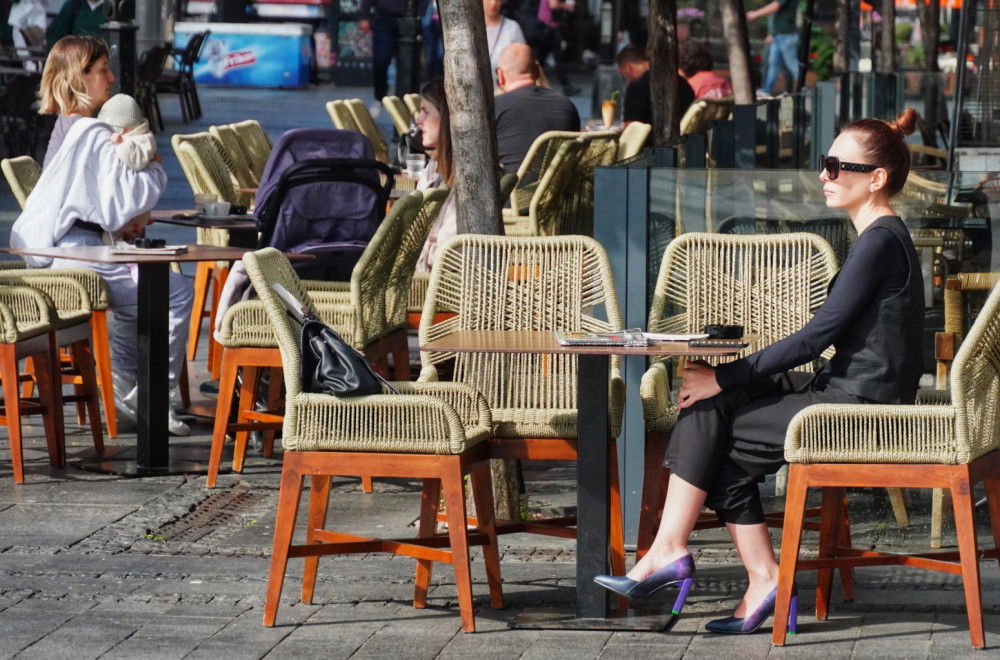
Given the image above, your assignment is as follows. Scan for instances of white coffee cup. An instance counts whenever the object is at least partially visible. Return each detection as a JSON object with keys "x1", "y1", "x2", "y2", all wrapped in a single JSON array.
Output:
[
  {"x1": 194, "y1": 192, "x2": 217, "y2": 215},
  {"x1": 203, "y1": 201, "x2": 231, "y2": 217}
]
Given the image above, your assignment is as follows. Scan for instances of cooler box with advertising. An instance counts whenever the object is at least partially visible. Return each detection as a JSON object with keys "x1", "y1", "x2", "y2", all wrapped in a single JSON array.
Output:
[{"x1": 175, "y1": 21, "x2": 313, "y2": 88}]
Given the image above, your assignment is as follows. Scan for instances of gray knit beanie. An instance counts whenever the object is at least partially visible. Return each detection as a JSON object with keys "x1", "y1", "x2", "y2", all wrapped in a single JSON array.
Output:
[{"x1": 97, "y1": 94, "x2": 144, "y2": 132}]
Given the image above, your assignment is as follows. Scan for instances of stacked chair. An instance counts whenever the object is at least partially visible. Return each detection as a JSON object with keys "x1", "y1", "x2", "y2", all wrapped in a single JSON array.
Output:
[
  {"x1": 244, "y1": 247, "x2": 504, "y2": 633},
  {"x1": 382, "y1": 94, "x2": 413, "y2": 136},
  {"x1": 345, "y1": 99, "x2": 390, "y2": 164},
  {"x1": 773, "y1": 281, "x2": 1000, "y2": 650},
  {"x1": 419, "y1": 235, "x2": 628, "y2": 577}
]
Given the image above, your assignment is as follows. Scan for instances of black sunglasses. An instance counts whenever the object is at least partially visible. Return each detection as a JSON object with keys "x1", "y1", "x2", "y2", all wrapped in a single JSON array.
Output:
[{"x1": 818, "y1": 155, "x2": 878, "y2": 180}]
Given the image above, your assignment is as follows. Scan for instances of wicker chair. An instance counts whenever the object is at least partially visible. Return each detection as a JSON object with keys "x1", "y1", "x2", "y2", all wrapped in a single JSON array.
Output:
[
  {"x1": 243, "y1": 247, "x2": 504, "y2": 633},
  {"x1": 419, "y1": 235, "x2": 628, "y2": 577},
  {"x1": 679, "y1": 98, "x2": 734, "y2": 136},
  {"x1": 207, "y1": 192, "x2": 430, "y2": 487},
  {"x1": 563, "y1": 131, "x2": 619, "y2": 236},
  {"x1": 504, "y1": 138, "x2": 586, "y2": 236},
  {"x1": 382, "y1": 94, "x2": 412, "y2": 136},
  {"x1": 405, "y1": 187, "x2": 452, "y2": 328},
  {"x1": 636, "y1": 233, "x2": 841, "y2": 558},
  {"x1": 325, "y1": 99, "x2": 360, "y2": 132},
  {"x1": 773, "y1": 281, "x2": 1000, "y2": 650},
  {"x1": 617, "y1": 121, "x2": 651, "y2": 160},
  {"x1": 0, "y1": 285, "x2": 64, "y2": 483},
  {"x1": 504, "y1": 130, "x2": 581, "y2": 219},
  {"x1": 935, "y1": 273, "x2": 1000, "y2": 390},
  {"x1": 1, "y1": 156, "x2": 121, "y2": 437},
  {"x1": 1, "y1": 155, "x2": 40, "y2": 209},
  {"x1": 209, "y1": 123, "x2": 259, "y2": 193},
  {"x1": 346, "y1": 98, "x2": 390, "y2": 164},
  {"x1": 403, "y1": 92, "x2": 421, "y2": 115},
  {"x1": 230, "y1": 120, "x2": 273, "y2": 184}
]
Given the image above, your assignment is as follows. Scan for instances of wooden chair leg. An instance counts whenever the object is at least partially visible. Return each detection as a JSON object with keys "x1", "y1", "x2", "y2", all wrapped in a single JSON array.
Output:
[
  {"x1": 931, "y1": 487, "x2": 946, "y2": 549},
  {"x1": 608, "y1": 437, "x2": 625, "y2": 576},
  {"x1": 207, "y1": 348, "x2": 239, "y2": 488},
  {"x1": 441, "y1": 458, "x2": 477, "y2": 633},
  {"x1": 468, "y1": 462, "x2": 504, "y2": 609},
  {"x1": 263, "y1": 454, "x2": 304, "y2": 627},
  {"x1": 91, "y1": 311, "x2": 117, "y2": 438},
  {"x1": 232, "y1": 365, "x2": 262, "y2": 473},
  {"x1": 815, "y1": 486, "x2": 845, "y2": 621},
  {"x1": 361, "y1": 476, "x2": 374, "y2": 492},
  {"x1": 636, "y1": 430, "x2": 669, "y2": 561},
  {"x1": 208, "y1": 266, "x2": 229, "y2": 380},
  {"x1": 772, "y1": 464, "x2": 809, "y2": 646},
  {"x1": 414, "y1": 477, "x2": 443, "y2": 607},
  {"x1": 262, "y1": 366, "x2": 283, "y2": 458},
  {"x1": 301, "y1": 474, "x2": 332, "y2": 604},
  {"x1": 1, "y1": 344, "x2": 25, "y2": 483},
  {"x1": 34, "y1": 336, "x2": 65, "y2": 472},
  {"x1": 982, "y1": 471, "x2": 1000, "y2": 568},
  {"x1": 887, "y1": 487, "x2": 909, "y2": 527},
  {"x1": 69, "y1": 338, "x2": 104, "y2": 454},
  {"x1": 187, "y1": 261, "x2": 211, "y2": 361},
  {"x1": 950, "y1": 467, "x2": 986, "y2": 648},
  {"x1": 837, "y1": 491, "x2": 855, "y2": 602}
]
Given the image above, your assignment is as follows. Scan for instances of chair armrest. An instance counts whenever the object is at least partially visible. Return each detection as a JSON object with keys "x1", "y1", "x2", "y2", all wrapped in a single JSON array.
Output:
[
  {"x1": 304, "y1": 279, "x2": 350, "y2": 293},
  {"x1": 640, "y1": 361, "x2": 674, "y2": 420},
  {"x1": 392, "y1": 381, "x2": 492, "y2": 430},
  {"x1": 218, "y1": 300, "x2": 274, "y2": 347},
  {"x1": 785, "y1": 403, "x2": 959, "y2": 464},
  {"x1": 0, "y1": 285, "x2": 57, "y2": 342},
  {"x1": 417, "y1": 364, "x2": 439, "y2": 382},
  {"x1": 287, "y1": 385, "x2": 491, "y2": 454},
  {"x1": 0, "y1": 272, "x2": 92, "y2": 322}
]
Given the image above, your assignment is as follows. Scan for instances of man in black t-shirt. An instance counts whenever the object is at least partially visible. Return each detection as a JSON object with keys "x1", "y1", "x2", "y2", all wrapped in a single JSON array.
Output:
[
  {"x1": 494, "y1": 43, "x2": 580, "y2": 175},
  {"x1": 617, "y1": 45, "x2": 693, "y2": 128}
]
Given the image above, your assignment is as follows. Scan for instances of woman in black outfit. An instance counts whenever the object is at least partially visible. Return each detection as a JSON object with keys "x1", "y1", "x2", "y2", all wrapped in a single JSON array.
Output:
[{"x1": 594, "y1": 109, "x2": 925, "y2": 634}]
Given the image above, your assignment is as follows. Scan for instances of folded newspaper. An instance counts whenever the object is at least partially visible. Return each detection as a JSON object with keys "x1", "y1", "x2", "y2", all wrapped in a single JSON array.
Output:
[{"x1": 554, "y1": 329, "x2": 710, "y2": 346}]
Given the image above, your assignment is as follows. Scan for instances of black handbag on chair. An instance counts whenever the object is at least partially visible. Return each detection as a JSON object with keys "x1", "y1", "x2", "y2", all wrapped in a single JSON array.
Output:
[{"x1": 273, "y1": 283, "x2": 397, "y2": 397}]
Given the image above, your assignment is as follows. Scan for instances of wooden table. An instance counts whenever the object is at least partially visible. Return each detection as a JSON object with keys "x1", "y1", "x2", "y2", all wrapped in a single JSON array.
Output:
[
  {"x1": 419, "y1": 330, "x2": 747, "y2": 629},
  {"x1": 0, "y1": 245, "x2": 258, "y2": 475}
]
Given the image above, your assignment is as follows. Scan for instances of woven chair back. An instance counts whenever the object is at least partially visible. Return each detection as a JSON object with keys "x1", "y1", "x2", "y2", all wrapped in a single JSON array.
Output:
[
  {"x1": 718, "y1": 216, "x2": 857, "y2": 266},
  {"x1": 171, "y1": 132, "x2": 238, "y2": 204},
  {"x1": 680, "y1": 98, "x2": 734, "y2": 135},
  {"x1": 326, "y1": 99, "x2": 360, "y2": 132},
  {"x1": 403, "y1": 93, "x2": 421, "y2": 115},
  {"x1": 509, "y1": 130, "x2": 581, "y2": 215},
  {"x1": 209, "y1": 123, "x2": 258, "y2": 189},
  {"x1": 528, "y1": 139, "x2": 587, "y2": 236},
  {"x1": 563, "y1": 131, "x2": 619, "y2": 236},
  {"x1": 387, "y1": 186, "x2": 447, "y2": 326},
  {"x1": 617, "y1": 121, "x2": 651, "y2": 160},
  {"x1": 345, "y1": 191, "x2": 424, "y2": 345},
  {"x1": 649, "y1": 232, "x2": 839, "y2": 368},
  {"x1": 419, "y1": 235, "x2": 621, "y2": 432},
  {"x1": 382, "y1": 95, "x2": 412, "y2": 135},
  {"x1": 1, "y1": 155, "x2": 41, "y2": 209},
  {"x1": 498, "y1": 172, "x2": 518, "y2": 206},
  {"x1": 951, "y1": 282, "x2": 1000, "y2": 462},
  {"x1": 230, "y1": 120, "x2": 273, "y2": 182},
  {"x1": 346, "y1": 98, "x2": 390, "y2": 164}
]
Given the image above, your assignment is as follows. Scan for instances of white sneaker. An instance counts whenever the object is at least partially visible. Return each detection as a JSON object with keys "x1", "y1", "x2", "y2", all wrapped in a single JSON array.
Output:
[
  {"x1": 168, "y1": 409, "x2": 190, "y2": 436},
  {"x1": 112, "y1": 371, "x2": 138, "y2": 429},
  {"x1": 170, "y1": 386, "x2": 185, "y2": 411}
]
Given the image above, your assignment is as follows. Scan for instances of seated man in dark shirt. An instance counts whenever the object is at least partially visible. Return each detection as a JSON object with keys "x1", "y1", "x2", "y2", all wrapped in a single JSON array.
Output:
[
  {"x1": 494, "y1": 43, "x2": 581, "y2": 175},
  {"x1": 617, "y1": 45, "x2": 694, "y2": 128}
]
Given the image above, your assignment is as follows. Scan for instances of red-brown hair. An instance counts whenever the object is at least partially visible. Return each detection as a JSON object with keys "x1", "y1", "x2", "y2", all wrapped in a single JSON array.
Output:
[{"x1": 842, "y1": 108, "x2": 918, "y2": 197}]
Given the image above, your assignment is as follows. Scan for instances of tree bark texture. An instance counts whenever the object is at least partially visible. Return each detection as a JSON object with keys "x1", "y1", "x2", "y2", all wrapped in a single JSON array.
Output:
[
  {"x1": 438, "y1": 0, "x2": 504, "y2": 235},
  {"x1": 720, "y1": 0, "x2": 754, "y2": 105},
  {"x1": 647, "y1": 0, "x2": 679, "y2": 145},
  {"x1": 834, "y1": 0, "x2": 850, "y2": 74},
  {"x1": 878, "y1": 0, "x2": 895, "y2": 74},
  {"x1": 916, "y1": 0, "x2": 940, "y2": 72}
]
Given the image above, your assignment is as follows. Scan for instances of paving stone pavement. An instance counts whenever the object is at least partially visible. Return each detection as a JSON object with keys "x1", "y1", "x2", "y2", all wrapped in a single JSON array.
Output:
[{"x1": 2, "y1": 84, "x2": 1000, "y2": 659}]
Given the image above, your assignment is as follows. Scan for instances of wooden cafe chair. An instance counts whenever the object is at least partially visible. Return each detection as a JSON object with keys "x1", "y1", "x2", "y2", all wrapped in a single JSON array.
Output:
[
  {"x1": 419, "y1": 234, "x2": 628, "y2": 578},
  {"x1": 207, "y1": 191, "x2": 432, "y2": 486},
  {"x1": 243, "y1": 247, "x2": 503, "y2": 632},
  {"x1": 773, "y1": 279, "x2": 1000, "y2": 649}
]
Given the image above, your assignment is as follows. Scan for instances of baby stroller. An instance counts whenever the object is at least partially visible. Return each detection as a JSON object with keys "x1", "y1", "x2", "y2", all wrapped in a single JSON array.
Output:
[{"x1": 254, "y1": 128, "x2": 394, "y2": 280}]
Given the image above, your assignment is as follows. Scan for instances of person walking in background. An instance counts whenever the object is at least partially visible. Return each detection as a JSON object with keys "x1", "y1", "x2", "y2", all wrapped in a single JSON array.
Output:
[
  {"x1": 46, "y1": 0, "x2": 105, "y2": 49},
  {"x1": 747, "y1": 0, "x2": 799, "y2": 98},
  {"x1": 518, "y1": 0, "x2": 579, "y2": 96},
  {"x1": 421, "y1": 0, "x2": 443, "y2": 79},
  {"x1": 359, "y1": 0, "x2": 430, "y2": 114},
  {"x1": 617, "y1": 45, "x2": 693, "y2": 127},
  {"x1": 679, "y1": 39, "x2": 733, "y2": 100},
  {"x1": 484, "y1": 0, "x2": 525, "y2": 88}
]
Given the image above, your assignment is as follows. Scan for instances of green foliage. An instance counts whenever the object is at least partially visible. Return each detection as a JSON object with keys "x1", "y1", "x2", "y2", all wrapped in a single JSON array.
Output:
[
  {"x1": 896, "y1": 21, "x2": 914, "y2": 45},
  {"x1": 810, "y1": 26, "x2": 835, "y2": 81},
  {"x1": 903, "y1": 44, "x2": 927, "y2": 69}
]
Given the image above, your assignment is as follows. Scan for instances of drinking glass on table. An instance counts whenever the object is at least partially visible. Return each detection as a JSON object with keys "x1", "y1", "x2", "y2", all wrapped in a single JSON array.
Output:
[{"x1": 406, "y1": 154, "x2": 426, "y2": 178}]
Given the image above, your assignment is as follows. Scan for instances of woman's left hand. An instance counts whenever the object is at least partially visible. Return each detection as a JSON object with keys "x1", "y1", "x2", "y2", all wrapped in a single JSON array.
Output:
[{"x1": 677, "y1": 360, "x2": 722, "y2": 409}]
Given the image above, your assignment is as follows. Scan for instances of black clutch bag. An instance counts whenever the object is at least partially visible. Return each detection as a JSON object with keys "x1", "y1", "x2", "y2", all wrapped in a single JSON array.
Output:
[{"x1": 273, "y1": 283, "x2": 396, "y2": 397}]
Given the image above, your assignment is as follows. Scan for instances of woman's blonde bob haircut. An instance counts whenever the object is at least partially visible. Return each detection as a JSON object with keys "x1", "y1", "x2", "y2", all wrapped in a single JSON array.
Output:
[{"x1": 39, "y1": 35, "x2": 111, "y2": 116}]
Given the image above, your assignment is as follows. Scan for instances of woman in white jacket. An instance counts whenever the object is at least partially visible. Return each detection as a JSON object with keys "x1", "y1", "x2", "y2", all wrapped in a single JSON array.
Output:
[{"x1": 11, "y1": 35, "x2": 193, "y2": 436}]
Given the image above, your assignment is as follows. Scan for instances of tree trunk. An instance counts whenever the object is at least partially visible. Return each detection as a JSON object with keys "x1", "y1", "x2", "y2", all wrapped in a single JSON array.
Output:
[
  {"x1": 647, "y1": 0, "x2": 679, "y2": 145},
  {"x1": 834, "y1": 0, "x2": 850, "y2": 74},
  {"x1": 720, "y1": 0, "x2": 754, "y2": 105},
  {"x1": 878, "y1": 0, "x2": 895, "y2": 74},
  {"x1": 916, "y1": 0, "x2": 941, "y2": 72},
  {"x1": 438, "y1": 0, "x2": 503, "y2": 235}
]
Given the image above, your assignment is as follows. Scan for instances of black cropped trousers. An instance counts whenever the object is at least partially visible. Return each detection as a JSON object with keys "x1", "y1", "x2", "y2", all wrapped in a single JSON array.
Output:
[{"x1": 664, "y1": 370, "x2": 863, "y2": 525}]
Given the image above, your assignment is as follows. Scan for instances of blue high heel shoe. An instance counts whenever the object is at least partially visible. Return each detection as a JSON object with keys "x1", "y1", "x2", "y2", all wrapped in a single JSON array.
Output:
[
  {"x1": 593, "y1": 554, "x2": 696, "y2": 614},
  {"x1": 704, "y1": 584, "x2": 798, "y2": 635}
]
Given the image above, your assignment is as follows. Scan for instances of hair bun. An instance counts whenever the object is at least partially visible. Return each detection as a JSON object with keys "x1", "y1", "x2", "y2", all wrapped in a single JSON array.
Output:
[{"x1": 890, "y1": 108, "x2": 918, "y2": 137}]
